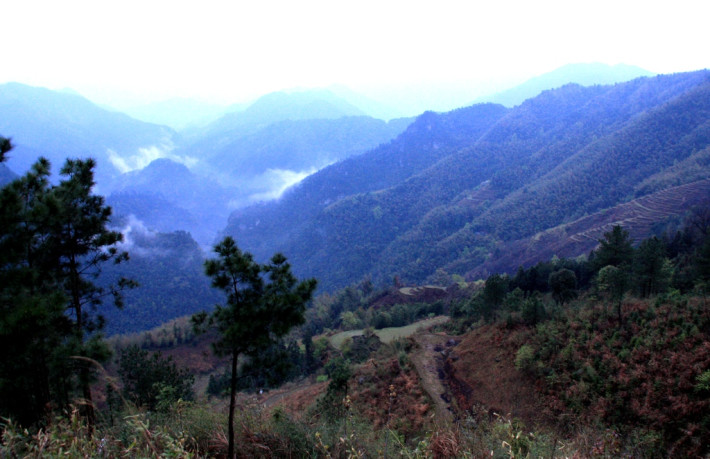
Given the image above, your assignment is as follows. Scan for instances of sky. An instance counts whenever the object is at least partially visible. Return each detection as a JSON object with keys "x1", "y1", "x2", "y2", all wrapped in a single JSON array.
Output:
[{"x1": 2, "y1": 0, "x2": 709, "y2": 110}]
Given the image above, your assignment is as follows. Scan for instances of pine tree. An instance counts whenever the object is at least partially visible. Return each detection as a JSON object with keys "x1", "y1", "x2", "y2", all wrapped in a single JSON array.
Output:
[
  {"x1": 594, "y1": 225, "x2": 634, "y2": 271},
  {"x1": 194, "y1": 236, "x2": 316, "y2": 458},
  {"x1": 597, "y1": 265, "x2": 629, "y2": 325},
  {"x1": 633, "y1": 236, "x2": 670, "y2": 297},
  {"x1": 0, "y1": 146, "x2": 67, "y2": 425},
  {"x1": 0, "y1": 137, "x2": 11, "y2": 161},
  {"x1": 481, "y1": 273, "x2": 508, "y2": 321},
  {"x1": 48, "y1": 158, "x2": 135, "y2": 428},
  {"x1": 549, "y1": 268, "x2": 577, "y2": 305},
  {"x1": 1, "y1": 149, "x2": 134, "y2": 427}
]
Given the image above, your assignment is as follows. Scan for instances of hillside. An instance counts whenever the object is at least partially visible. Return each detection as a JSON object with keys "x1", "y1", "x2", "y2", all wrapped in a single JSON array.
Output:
[
  {"x1": 0, "y1": 82, "x2": 178, "y2": 190},
  {"x1": 223, "y1": 103, "x2": 509, "y2": 269},
  {"x1": 467, "y1": 179, "x2": 710, "y2": 278},
  {"x1": 99, "y1": 222, "x2": 220, "y2": 335},
  {"x1": 201, "y1": 115, "x2": 411, "y2": 192},
  {"x1": 223, "y1": 70, "x2": 710, "y2": 291},
  {"x1": 0, "y1": 163, "x2": 16, "y2": 186},
  {"x1": 108, "y1": 158, "x2": 236, "y2": 247}
]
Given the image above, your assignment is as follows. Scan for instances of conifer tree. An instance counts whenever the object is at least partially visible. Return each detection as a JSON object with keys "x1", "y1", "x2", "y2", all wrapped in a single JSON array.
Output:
[
  {"x1": 1, "y1": 148, "x2": 134, "y2": 427},
  {"x1": 549, "y1": 268, "x2": 577, "y2": 306},
  {"x1": 633, "y1": 236, "x2": 670, "y2": 297},
  {"x1": 594, "y1": 225, "x2": 634, "y2": 271},
  {"x1": 0, "y1": 144, "x2": 68, "y2": 425},
  {"x1": 597, "y1": 265, "x2": 629, "y2": 325},
  {"x1": 49, "y1": 158, "x2": 135, "y2": 427},
  {"x1": 195, "y1": 236, "x2": 316, "y2": 458}
]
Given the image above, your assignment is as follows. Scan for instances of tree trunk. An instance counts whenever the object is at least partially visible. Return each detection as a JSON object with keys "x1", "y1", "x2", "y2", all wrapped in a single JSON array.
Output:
[
  {"x1": 228, "y1": 350, "x2": 238, "y2": 458},
  {"x1": 617, "y1": 299, "x2": 623, "y2": 327},
  {"x1": 81, "y1": 365, "x2": 96, "y2": 431},
  {"x1": 71, "y1": 258, "x2": 95, "y2": 431}
]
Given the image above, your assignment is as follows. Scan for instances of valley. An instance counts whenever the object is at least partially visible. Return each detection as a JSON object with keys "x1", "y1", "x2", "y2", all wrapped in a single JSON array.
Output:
[{"x1": 1, "y1": 64, "x2": 710, "y2": 457}]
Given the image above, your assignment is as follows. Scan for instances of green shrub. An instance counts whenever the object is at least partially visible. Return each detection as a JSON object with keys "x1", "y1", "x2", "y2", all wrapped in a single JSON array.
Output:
[{"x1": 515, "y1": 344, "x2": 536, "y2": 373}]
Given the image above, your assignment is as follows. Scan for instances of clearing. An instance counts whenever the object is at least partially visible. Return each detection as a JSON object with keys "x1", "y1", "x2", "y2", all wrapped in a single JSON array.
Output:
[{"x1": 329, "y1": 315, "x2": 450, "y2": 349}]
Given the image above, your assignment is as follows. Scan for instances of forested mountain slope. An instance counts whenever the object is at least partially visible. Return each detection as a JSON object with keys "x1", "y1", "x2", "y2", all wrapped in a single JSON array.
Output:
[
  {"x1": 202, "y1": 115, "x2": 411, "y2": 191},
  {"x1": 99, "y1": 223, "x2": 220, "y2": 335},
  {"x1": 222, "y1": 103, "x2": 509, "y2": 262},
  {"x1": 466, "y1": 178, "x2": 710, "y2": 279},
  {"x1": 107, "y1": 158, "x2": 236, "y2": 247},
  {"x1": 224, "y1": 71, "x2": 710, "y2": 291},
  {"x1": 0, "y1": 82, "x2": 178, "y2": 189}
]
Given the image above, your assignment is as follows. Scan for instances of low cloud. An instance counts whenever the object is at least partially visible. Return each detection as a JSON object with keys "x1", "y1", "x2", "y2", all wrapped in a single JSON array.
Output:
[
  {"x1": 108, "y1": 142, "x2": 197, "y2": 173},
  {"x1": 113, "y1": 215, "x2": 167, "y2": 258},
  {"x1": 246, "y1": 167, "x2": 316, "y2": 203}
]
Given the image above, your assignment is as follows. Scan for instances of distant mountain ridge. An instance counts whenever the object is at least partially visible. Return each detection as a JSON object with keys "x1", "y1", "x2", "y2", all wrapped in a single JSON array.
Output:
[
  {"x1": 0, "y1": 83, "x2": 412, "y2": 251},
  {"x1": 188, "y1": 89, "x2": 367, "y2": 154},
  {"x1": 121, "y1": 98, "x2": 230, "y2": 131},
  {"x1": 0, "y1": 163, "x2": 16, "y2": 186},
  {"x1": 223, "y1": 70, "x2": 710, "y2": 291},
  {"x1": 0, "y1": 82, "x2": 178, "y2": 190},
  {"x1": 201, "y1": 115, "x2": 411, "y2": 190},
  {"x1": 474, "y1": 63, "x2": 654, "y2": 107}
]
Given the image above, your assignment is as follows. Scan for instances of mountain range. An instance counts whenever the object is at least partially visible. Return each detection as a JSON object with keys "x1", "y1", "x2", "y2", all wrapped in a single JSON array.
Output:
[
  {"x1": 223, "y1": 70, "x2": 710, "y2": 291},
  {"x1": 0, "y1": 83, "x2": 413, "y2": 247},
  {"x1": 4, "y1": 62, "x2": 705, "y2": 331},
  {"x1": 0, "y1": 82, "x2": 179, "y2": 190}
]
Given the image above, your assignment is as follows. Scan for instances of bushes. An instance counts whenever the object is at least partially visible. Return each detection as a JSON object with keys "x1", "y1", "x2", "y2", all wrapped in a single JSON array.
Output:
[
  {"x1": 118, "y1": 344, "x2": 194, "y2": 410},
  {"x1": 519, "y1": 297, "x2": 710, "y2": 455},
  {"x1": 514, "y1": 344, "x2": 536, "y2": 373}
]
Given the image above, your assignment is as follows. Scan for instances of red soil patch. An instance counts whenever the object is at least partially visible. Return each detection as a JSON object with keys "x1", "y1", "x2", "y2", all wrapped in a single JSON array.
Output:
[
  {"x1": 261, "y1": 379, "x2": 328, "y2": 419},
  {"x1": 445, "y1": 324, "x2": 551, "y2": 427},
  {"x1": 144, "y1": 332, "x2": 228, "y2": 374},
  {"x1": 350, "y1": 357, "x2": 433, "y2": 439}
]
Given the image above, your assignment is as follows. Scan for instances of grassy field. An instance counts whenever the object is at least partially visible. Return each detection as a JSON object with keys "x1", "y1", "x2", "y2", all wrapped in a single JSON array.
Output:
[{"x1": 329, "y1": 315, "x2": 450, "y2": 349}]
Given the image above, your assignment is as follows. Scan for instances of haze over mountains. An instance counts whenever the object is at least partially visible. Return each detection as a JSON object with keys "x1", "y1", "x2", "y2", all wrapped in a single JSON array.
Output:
[
  {"x1": 2, "y1": 62, "x2": 707, "y2": 333},
  {"x1": 0, "y1": 83, "x2": 413, "y2": 247},
  {"x1": 474, "y1": 63, "x2": 654, "y2": 107}
]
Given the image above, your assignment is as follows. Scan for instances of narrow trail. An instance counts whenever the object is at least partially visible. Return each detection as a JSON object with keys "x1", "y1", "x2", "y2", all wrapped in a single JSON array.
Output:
[{"x1": 409, "y1": 331, "x2": 456, "y2": 424}]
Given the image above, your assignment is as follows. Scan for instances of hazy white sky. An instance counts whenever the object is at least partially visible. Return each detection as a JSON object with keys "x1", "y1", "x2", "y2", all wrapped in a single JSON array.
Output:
[{"x1": 2, "y1": 0, "x2": 708, "y2": 108}]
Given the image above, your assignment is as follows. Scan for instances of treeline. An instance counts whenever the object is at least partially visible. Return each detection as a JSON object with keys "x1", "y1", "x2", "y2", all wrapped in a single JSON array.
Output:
[
  {"x1": 452, "y1": 208, "x2": 709, "y2": 327},
  {"x1": 304, "y1": 279, "x2": 447, "y2": 335}
]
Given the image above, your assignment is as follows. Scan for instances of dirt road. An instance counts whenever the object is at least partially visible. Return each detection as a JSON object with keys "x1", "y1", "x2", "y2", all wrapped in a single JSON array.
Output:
[{"x1": 409, "y1": 331, "x2": 456, "y2": 424}]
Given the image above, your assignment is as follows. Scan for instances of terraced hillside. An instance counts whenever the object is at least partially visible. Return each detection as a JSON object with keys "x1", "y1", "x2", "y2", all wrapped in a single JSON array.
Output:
[{"x1": 466, "y1": 179, "x2": 710, "y2": 278}]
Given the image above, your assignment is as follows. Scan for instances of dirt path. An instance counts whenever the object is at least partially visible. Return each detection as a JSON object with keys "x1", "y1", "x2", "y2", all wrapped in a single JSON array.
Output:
[{"x1": 410, "y1": 331, "x2": 456, "y2": 424}]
